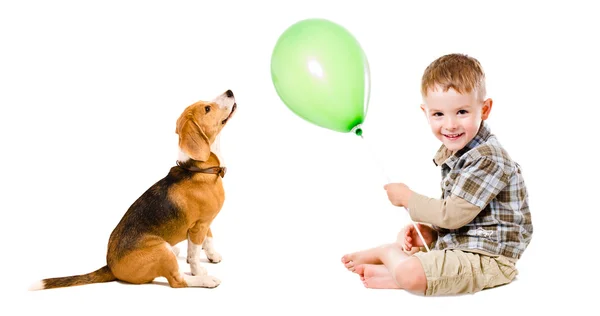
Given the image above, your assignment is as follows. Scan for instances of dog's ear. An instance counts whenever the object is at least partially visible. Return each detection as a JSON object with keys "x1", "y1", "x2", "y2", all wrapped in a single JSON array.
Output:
[{"x1": 176, "y1": 112, "x2": 211, "y2": 162}]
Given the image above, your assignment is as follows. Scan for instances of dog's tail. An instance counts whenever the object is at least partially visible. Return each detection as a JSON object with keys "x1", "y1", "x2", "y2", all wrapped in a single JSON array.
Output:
[{"x1": 29, "y1": 265, "x2": 116, "y2": 291}]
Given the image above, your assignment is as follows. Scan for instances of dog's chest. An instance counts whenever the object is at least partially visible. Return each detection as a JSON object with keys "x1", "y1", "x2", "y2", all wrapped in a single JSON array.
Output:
[
  {"x1": 170, "y1": 178, "x2": 225, "y2": 222},
  {"x1": 193, "y1": 182, "x2": 225, "y2": 214}
]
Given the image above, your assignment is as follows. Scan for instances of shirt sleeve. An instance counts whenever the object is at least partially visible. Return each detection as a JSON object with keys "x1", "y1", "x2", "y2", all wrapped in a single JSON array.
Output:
[
  {"x1": 451, "y1": 156, "x2": 510, "y2": 210},
  {"x1": 407, "y1": 193, "x2": 481, "y2": 229}
]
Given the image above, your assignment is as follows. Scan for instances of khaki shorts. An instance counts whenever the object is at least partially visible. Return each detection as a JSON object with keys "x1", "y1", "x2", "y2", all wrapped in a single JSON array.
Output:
[{"x1": 413, "y1": 249, "x2": 518, "y2": 296}]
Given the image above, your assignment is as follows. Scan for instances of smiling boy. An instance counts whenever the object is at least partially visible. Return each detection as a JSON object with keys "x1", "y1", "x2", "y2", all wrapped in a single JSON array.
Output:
[{"x1": 341, "y1": 53, "x2": 533, "y2": 296}]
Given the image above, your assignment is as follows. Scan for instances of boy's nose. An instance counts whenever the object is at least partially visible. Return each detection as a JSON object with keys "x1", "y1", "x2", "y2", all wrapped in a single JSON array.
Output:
[{"x1": 444, "y1": 117, "x2": 458, "y2": 130}]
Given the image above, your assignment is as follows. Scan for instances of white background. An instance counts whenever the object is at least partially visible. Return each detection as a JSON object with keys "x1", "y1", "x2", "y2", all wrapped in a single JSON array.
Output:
[{"x1": 2, "y1": 0, "x2": 598, "y2": 314}]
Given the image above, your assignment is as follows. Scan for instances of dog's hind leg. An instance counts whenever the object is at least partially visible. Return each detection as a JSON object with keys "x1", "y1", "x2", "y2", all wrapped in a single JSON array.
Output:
[{"x1": 111, "y1": 239, "x2": 218, "y2": 288}]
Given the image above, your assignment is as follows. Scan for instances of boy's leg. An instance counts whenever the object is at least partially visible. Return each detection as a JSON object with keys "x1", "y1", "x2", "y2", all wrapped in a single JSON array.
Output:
[
  {"x1": 346, "y1": 244, "x2": 427, "y2": 293},
  {"x1": 346, "y1": 247, "x2": 518, "y2": 295},
  {"x1": 412, "y1": 249, "x2": 519, "y2": 296},
  {"x1": 378, "y1": 245, "x2": 427, "y2": 294}
]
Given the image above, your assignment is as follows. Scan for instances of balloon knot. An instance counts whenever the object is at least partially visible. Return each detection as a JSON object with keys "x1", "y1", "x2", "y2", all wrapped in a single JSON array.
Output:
[{"x1": 351, "y1": 124, "x2": 363, "y2": 137}]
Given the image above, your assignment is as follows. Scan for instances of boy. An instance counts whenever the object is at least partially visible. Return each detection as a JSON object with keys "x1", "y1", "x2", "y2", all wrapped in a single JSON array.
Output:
[{"x1": 341, "y1": 53, "x2": 533, "y2": 296}]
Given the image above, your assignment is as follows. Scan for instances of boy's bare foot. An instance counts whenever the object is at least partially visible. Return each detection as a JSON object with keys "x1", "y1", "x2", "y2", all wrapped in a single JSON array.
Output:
[
  {"x1": 353, "y1": 264, "x2": 389, "y2": 279},
  {"x1": 363, "y1": 276, "x2": 401, "y2": 289},
  {"x1": 354, "y1": 264, "x2": 400, "y2": 289},
  {"x1": 341, "y1": 250, "x2": 381, "y2": 271},
  {"x1": 341, "y1": 243, "x2": 399, "y2": 271}
]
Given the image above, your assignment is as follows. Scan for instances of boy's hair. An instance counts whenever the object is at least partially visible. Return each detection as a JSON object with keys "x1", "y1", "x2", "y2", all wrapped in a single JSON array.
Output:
[{"x1": 421, "y1": 53, "x2": 486, "y2": 101}]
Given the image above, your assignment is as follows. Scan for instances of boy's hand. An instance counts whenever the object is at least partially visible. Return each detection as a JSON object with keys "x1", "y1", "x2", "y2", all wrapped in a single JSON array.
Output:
[
  {"x1": 383, "y1": 183, "x2": 413, "y2": 208},
  {"x1": 397, "y1": 223, "x2": 436, "y2": 251}
]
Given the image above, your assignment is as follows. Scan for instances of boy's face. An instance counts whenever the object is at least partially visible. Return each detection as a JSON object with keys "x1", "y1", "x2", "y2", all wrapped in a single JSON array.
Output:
[{"x1": 421, "y1": 87, "x2": 492, "y2": 152}]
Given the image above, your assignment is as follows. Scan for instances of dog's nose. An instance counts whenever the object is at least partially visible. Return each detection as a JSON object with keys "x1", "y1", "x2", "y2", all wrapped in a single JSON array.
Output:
[{"x1": 225, "y1": 90, "x2": 234, "y2": 98}]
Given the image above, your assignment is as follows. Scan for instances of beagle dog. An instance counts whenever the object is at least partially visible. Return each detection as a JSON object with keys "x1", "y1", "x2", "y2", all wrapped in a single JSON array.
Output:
[{"x1": 30, "y1": 90, "x2": 237, "y2": 290}]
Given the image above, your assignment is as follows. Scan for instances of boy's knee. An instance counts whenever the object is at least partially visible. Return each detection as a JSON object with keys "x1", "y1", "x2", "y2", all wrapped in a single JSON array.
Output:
[{"x1": 393, "y1": 257, "x2": 427, "y2": 293}]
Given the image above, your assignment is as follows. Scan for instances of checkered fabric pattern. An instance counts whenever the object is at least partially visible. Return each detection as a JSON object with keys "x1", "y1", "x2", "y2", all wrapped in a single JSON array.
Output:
[{"x1": 432, "y1": 122, "x2": 533, "y2": 259}]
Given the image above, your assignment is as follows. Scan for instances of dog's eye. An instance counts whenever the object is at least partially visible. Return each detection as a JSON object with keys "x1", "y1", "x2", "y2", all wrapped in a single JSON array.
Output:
[{"x1": 204, "y1": 106, "x2": 211, "y2": 113}]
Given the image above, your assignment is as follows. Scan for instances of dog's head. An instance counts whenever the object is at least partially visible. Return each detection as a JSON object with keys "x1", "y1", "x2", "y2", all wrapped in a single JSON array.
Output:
[{"x1": 176, "y1": 90, "x2": 237, "y2": 162}]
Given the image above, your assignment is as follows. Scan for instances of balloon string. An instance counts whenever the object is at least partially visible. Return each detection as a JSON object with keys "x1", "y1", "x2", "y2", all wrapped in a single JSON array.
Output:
[{"x1": 358, "y1": 133, "x2": 430, "y2": 252}]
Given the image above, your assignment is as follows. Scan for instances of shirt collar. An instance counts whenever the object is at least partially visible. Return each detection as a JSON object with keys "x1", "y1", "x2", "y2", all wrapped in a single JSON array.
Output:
[{"x1": 432, "y1": 121, "x2": 492, "y2": 168}]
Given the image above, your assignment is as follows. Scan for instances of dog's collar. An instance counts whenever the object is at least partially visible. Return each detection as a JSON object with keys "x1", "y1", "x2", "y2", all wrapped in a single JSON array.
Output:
[{"x1": 176, "y1": 160, "x2": 227, "y2": 178}]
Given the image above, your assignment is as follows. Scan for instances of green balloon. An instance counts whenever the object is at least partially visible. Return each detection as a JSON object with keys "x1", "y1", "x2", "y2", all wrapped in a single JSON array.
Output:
[{"x1": 271, "y1": 18, "x2": 371, "y2": 135}]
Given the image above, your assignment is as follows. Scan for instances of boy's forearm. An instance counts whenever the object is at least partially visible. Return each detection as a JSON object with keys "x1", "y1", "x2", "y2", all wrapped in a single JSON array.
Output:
[{"x1": 407, "y1": 192, "x2": 481, "y2": 229}]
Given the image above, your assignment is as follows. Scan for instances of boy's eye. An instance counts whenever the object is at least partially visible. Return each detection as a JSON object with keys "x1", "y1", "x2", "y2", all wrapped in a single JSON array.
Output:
[
  {"x1": 457, "y1": 110, "x2": 468, "y2": 115},
  {"x1": 432, "y1": 112, "x2": 443, "y2": 117}
]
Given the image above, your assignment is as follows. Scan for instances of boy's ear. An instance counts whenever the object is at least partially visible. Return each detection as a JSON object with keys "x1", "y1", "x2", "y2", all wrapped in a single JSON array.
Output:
[
  {"x1": 481, "y1": 98, "x2": 493, "y2": 120},
  {"x1": 420, "y1": 104, "x2": 430, "y2": 122}
]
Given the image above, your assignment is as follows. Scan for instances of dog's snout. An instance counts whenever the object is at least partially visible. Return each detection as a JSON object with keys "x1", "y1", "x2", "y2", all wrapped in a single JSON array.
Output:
[{"x1": 225, "y1": 90, "x2": 234, "y2": 98}]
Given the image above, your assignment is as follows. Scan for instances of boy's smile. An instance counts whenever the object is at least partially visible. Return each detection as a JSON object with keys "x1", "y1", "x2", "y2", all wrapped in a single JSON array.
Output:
[
  {"x1": 444, "y1": 132, "x2": 465, "y2": 141},
  {"x1": 421, "y1": 86, "x2": 492, "y2": 152}
]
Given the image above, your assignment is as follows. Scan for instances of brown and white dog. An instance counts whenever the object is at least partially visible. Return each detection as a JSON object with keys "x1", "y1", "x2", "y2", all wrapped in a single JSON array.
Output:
[{"x1": 30, "y1": 90, "x2": 237, "y2": 290}]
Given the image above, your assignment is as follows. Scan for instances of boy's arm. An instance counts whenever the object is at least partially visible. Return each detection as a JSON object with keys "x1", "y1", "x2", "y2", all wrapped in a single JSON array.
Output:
[
  {"x1": 408, "y1": 155, "x2": 511, "y2": 229},
  {"x1": 407, "y1": 193, "x2": 481, "y2": 229}
]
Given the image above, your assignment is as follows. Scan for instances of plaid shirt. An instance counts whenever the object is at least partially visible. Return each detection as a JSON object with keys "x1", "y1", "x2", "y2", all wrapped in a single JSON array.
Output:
[{"x1": 431, "y1": 122, "x2": 533, "y2": 259}]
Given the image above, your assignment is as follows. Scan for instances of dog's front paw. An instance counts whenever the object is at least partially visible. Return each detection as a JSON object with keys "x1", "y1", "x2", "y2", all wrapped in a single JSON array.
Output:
[
  {"x1": 190, "y1": 263, "x2": 208, "y2": 276},
  {"x1": 182, "y1": 275, "x2": 221, "y2": 288},
  {"x1": 200, "y1": 275, "x2": 221, "y2": 288},
  {"x1": 206, "y1": 251, "x2": 222, "y2": 263}
]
